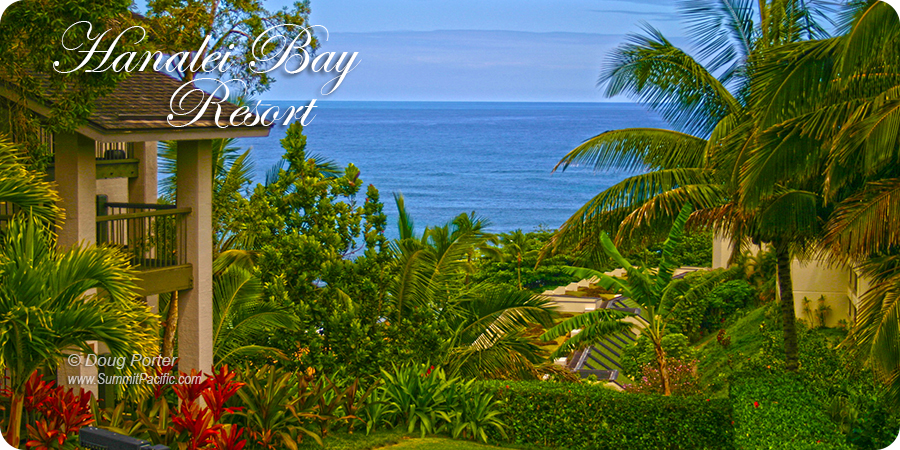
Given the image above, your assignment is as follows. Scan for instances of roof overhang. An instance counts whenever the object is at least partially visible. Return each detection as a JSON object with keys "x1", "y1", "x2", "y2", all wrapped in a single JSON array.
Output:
[{"x1": 0, "y1": 75, "x2": 272, "y2": 143}]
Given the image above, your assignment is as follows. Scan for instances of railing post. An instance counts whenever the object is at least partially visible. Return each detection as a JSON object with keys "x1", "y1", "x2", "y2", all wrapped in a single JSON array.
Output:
[{"x1": 96, "y1": 195, "x2": 108, "y2": 244}]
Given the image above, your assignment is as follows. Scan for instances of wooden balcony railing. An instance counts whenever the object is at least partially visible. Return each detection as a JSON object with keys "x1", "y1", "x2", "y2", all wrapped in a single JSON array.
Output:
[{"x1": 96, "y1": 198, "x2": 190, "y2": 269}]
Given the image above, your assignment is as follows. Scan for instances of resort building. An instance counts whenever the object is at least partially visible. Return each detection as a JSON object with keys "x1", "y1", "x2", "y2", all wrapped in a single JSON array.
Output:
[
  {"x1": 0, "y1": 71, "x2": 270, "y2": 396},
  {"x1": 711, "y1": 235, "x2": 868, "y2": 328}
]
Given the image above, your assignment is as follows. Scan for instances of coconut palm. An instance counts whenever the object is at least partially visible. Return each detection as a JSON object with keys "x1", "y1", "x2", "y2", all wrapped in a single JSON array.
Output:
[
  {"x1": 545, "y1": 0, "x2": 834, "y2": 372},
  {"x1": 490, "y1": 230, "x2": 539, "y2": 290},
  {"x1": 739, "y1": 0, "x2": 900, "y2": 400},
  {"x1": 542, "y1": 204, "x2": 738, "y2": 395},
  {"x1": 0, "y1": 215, "x2": 158, "y2": 447}
]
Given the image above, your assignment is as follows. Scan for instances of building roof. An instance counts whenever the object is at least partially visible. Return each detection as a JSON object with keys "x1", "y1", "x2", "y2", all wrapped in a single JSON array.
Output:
[{"x1": 0, "y1": 71, "x2": 271, "y2": 143}]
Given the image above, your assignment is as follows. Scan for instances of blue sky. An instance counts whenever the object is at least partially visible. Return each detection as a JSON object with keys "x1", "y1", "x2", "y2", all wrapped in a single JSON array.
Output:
[{"x1": 261, "y1": 1, "x2": 686, "y2": 102}]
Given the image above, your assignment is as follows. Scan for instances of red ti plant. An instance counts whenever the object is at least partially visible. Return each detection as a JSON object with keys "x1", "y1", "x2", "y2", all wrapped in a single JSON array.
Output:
[
  {"x1": 170, "y1": 401, "x2": 220, "y2": 450},
  {"x1": 172, "y1": 369, "x2": 211, "y2": 406},
  {"x1": 213, "y1": 425, "x2": 246, "y2": 450},
  {"x1": 22, "y1": 372, "x2": 54, "y2": 416},
  {"x1": 151, "y1": 358, "x2": 178, "y2": 400},
  {"x1": 201, "y1": 366, "x2": 245, "y2": 422},
  {"x1": 166, "y1": 366, "x2": 247, "y2": 450},
  {"x1": 23, "y1": 373, "x2": 94, "y2": 450},
  {"x1": 24, "y1": 420, "x2": 61, "y2": 450}
]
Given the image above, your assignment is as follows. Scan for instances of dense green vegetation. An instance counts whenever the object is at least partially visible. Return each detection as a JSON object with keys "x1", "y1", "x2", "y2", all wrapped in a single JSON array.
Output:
[
  {"x1": 2, "y1": 0, "x2": 900, "y2": 449},
  {"x1": 482, "y1": 380, "x2": 734, "y2": 450}
]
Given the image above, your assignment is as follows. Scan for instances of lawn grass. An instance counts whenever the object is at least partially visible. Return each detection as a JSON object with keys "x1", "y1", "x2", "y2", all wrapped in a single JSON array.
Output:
[
  {"x1": 296, "y1": 430, "x2": 525, "y2": 450},
  {"x1": 696, "y1": 304, "x2": 771, "y2": 395},
  {"x1": 296, "y1": 428, "x2": 409, "y2": 450},
  {"x1": 382, "y1": 437, "x2": 507, "y2": 449}
]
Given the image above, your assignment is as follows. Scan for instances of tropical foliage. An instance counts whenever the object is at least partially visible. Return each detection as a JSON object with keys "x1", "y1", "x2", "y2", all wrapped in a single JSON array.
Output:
[
  {"x1": 0, "y1": 214, "x2": 157, "y2": 447},
  {"x1": 541, "y1": 204, "x2": 737, "y2": 395}
]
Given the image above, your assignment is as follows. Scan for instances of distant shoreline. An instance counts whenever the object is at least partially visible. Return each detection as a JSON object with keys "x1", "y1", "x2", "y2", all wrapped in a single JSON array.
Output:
[{"x1": 255, "y1": 99, "x2": 643, "y2": 105}]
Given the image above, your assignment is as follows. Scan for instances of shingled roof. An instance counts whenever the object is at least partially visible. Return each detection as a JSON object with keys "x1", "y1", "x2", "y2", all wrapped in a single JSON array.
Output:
[{"x1": 0, "y1": 71, "x2": 270, "y2": 142}]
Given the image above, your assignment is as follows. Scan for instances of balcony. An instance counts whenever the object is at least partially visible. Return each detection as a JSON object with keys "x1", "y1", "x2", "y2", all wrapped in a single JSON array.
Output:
[{"x1": 96, "y1": 198, "x2": 193, "y2": 296}]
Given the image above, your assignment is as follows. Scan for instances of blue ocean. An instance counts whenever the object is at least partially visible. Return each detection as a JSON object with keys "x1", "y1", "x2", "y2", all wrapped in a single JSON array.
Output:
[{"x1": 237, "y1": 101, "x2": 667, "y2": 239}]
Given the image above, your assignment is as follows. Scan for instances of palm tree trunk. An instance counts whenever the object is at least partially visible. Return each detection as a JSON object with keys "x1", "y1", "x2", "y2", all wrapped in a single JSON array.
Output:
[
  {"x1": 161, "y1": 291, "x2": 179, "y2": 358},
  {"x1": 774, "y1": 242, "x2": 799, "y2": 372},
  {"x1": 5, "y1": 391, "x2": 24, "y2": 447},
  {"x1": 654, "y1": 341, "x2": 672, "y2": 396},
  {"x1": 516, "y1": 257, "x2": 523, "y2": 290}
]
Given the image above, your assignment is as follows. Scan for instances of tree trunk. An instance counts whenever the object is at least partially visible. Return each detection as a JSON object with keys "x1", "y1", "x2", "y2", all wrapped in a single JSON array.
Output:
[
  {"x1": 5, "y1": 391, "x2": 24, "y2": 448},
  {"x1": 516, "y1": 256, "x2": 523, "y2": 290},
  {"x1": 774, "y1": 242, "x2": 799, "y2": 372},
  {"x1": 161, "y1": 291, "x2": 179, "y2": 359},
  {"x1": 654, "y1": 341, "x2": 672, "y2": 396}
]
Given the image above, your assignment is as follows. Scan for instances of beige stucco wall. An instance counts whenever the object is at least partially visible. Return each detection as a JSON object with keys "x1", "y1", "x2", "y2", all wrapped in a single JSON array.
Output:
[
  {"x1": 713, "y1": 234, "x2": 855, "y2": 328},
  {"x1": 789, "y1": 259, "x2": 852, "y2": 328},
  {"x1": 96, "y1": 178, "x2": 129, "y2": 203},
  {"x1": 712, "y1": 233, "x2": 731, "y2": 269}
]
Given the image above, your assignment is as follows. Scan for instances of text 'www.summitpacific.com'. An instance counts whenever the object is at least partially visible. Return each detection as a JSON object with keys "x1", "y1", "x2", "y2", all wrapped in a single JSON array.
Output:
[{"x1": 67, "y1": 373, "x2": 202, "y2": 385}]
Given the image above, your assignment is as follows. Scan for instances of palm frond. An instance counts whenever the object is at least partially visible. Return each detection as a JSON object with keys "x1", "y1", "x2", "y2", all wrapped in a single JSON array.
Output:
[
  {"x1": 602, "y1": 24, "x2": 742, "y2": 135},
  {"x1": 540, "y1": 307, "x2": 633, "y2": 342},
  {"x1": 0, "y1": 137, "x2": 61, "y2": 224},
  {"x1": 679, "y1": 0, "x2": 755, "y2": 79},
  {"x1": 823, "y1": 178, "x2": 900, "y2": 260},
  {"x1": 554, "y1": 128, "x2": 708, "y2": 173}
]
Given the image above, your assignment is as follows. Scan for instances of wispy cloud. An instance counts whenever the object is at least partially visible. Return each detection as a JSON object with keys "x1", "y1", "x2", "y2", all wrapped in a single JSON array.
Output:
[{"x1": 589, "y1": 9, "x2": 680, "y2": 22}]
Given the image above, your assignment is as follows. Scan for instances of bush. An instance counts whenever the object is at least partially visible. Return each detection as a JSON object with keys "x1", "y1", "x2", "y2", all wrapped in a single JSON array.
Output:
[
  {"x1": 623, "y1": 359, "x2": 703, "y2": 396},
  {"x1": 621, "y1": 333, "x2": 696, "y2": 380},
  {"x1": 730, "y1": 371, "x2": 852, "y2": 450},
  {"x1": 378, "y1": 363, "x2": 506, "y2": 443},
  {"x1": 668, "y1": 273, "x2": 754, "y2": 342},
  {"x1": 481, "y1": 380, "x2": 733, "y2": 450}
]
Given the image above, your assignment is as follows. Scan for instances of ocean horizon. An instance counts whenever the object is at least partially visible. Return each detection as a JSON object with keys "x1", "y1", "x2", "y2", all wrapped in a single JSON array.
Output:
[{"x1": 235, "y1": 100, "x2": 668, "y2": 239}]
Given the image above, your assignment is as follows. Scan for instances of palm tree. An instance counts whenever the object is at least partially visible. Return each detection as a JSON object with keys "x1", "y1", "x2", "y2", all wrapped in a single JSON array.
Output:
[
  {"x1": 739, "y1": 0, "x2": 900, "y2": 399},
  {"x1": 0, "y1": 137, "x2": 60, "y2": 225},
  {"x1": 158, "y1": 133, "x2": 254, "y2": 254},
  {"x1": 545, "y1": 0, "x2": 834, "y2": 372},
  {"x1": 491, "y1": 230, "x2": 538, "y2": 290},
  {"x1": 388, "y1": 195, "x2": 556, "y2": 378},
  {"x1": 212, "y1": 251, "x2": 299, "y2": 364},
  {"x1": 445, "y1": 285, "x2": 556, "y2": 379},
  {"x1": 0, "y1": 215, "x2": 159, "y2": 447},
  {"x1": 541, "y1": 205, "x2": 738, "y2": 395},
  {"x1": 0, "y1": 139, "x2": 158, "y2": 446}
]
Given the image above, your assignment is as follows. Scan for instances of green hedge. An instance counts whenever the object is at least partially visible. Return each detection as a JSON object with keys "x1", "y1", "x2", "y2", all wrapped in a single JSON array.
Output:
[
  {"x1": 480, "y1": 381, "x2": 734, "y2": 450},
  {"x1": 730, "y1": 372, "x2": 852, "y2": 450}
]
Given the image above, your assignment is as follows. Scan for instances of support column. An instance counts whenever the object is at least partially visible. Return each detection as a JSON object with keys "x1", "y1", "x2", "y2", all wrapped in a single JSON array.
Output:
[
  {"x1": 175, "y1": 140, "x2": 213, "y2": 373},
  {"x1": 129, "y1": 142, "x2": 160, "y2": 313},
  {"x1": 54, "y1": 132, "x2": 96, "y2": 248},
  {"x1": 53, "y1": 132, "x2": 99, "y2": 397}
]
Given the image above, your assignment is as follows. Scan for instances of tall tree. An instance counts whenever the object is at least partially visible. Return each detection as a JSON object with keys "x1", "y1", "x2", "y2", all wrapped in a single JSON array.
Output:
[
  {"x1": 544, "y1": 0, "x2": 834, "y2": 371},
  {"x1": 0, "y1": 0, "x2": 140, "y2": 165},
  {"x1": 740, "y1": 0, "x2": 900, "y2": 399},
  {"x1": 144, "y1": 0, "x2": 317, "y2": 95}
]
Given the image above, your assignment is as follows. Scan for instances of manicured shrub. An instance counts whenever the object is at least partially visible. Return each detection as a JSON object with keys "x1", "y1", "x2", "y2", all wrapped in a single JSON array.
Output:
[
  {"x1": 481, "y1": 380, "x2": 734, "y2": 450},
  {"x1": 730, "y1": 371, "x2": 852, "y2": 450},
  {"x1": 623, "y1": 359, "x2": 703, "y2": 396},
  {"x1": 621, "y1": 333, "x2": 696, "y2": 380}
]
